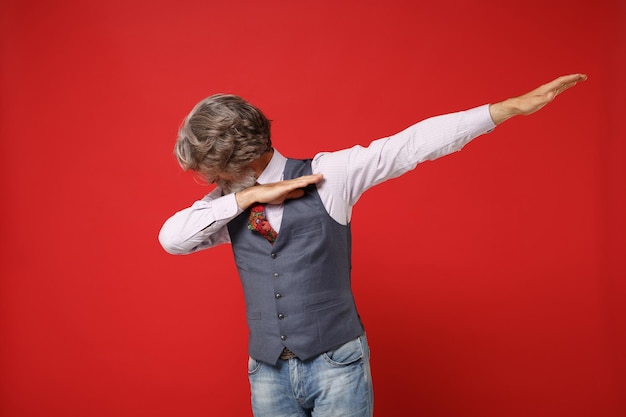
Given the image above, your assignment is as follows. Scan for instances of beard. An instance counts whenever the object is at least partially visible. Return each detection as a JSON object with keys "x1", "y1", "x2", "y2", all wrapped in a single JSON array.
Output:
[{"x1": 217, "y1": 170, "x2": 257, "y2": 194}]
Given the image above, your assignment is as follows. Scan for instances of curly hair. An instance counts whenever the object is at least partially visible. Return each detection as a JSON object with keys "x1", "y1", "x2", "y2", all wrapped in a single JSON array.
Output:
[{"x1": 174, "y1": 94, "x2": 272, "y2": 182}]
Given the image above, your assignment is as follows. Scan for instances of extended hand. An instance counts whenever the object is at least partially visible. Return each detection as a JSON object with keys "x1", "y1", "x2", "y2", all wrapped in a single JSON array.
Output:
[
  {"x1": 235, "y1": 174, "x2": 324, "y2": 209},
  {"x1": 489, "y1": 73, "x2": 587, "y2": 125}
]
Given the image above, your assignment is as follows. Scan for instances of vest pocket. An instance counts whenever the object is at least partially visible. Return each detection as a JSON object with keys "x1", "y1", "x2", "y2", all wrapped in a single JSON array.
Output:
[
  {"x1": 304, "y1": 297, "x2": 344, "y2": 312},
  {"x1": 290, "y1": 221, "x2": 322, "y2": 237}
]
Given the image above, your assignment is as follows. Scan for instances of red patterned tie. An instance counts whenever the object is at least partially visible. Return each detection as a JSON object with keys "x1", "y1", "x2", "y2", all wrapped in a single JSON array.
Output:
[{"x1": 248, "y1": 203, "x2": 278, "y2": 244}]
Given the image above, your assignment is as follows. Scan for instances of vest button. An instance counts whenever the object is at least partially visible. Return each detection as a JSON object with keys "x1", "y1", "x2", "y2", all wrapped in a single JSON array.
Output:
[
  {"x1": 273, "y1": 273, "x2": 279, "y2": 278},
  {"x1": 278, "y1": 313, "x2": 285, "y2": 320},
  {"x1": 275, "y1": 293, "x2": 282, "y2": 299},
  {"x1": 270, "y1": 253, "x2": 277, "y2": 259},
  {"x1": 280, "y1": 335, "x2": 287, "y2": 341}
]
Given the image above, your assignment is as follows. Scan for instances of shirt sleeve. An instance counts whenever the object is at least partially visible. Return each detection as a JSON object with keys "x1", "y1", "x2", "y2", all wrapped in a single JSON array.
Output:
[
  {"x1": 312, "y1": 104, "x2": 496, "y2": 224},
  {"x1": 158, "y1": 188, "x2": 241, "y2": 255}
]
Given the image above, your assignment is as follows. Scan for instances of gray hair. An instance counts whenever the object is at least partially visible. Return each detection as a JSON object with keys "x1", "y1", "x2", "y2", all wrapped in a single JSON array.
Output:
[{"x1": 174, "y1": 94, "x2": 272, "y2": 182}]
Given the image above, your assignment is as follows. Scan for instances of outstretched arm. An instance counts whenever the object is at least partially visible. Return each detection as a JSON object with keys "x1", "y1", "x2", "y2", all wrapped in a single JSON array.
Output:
[{"x1": 489, "y1": 73, "x2": 587, "y2": 125}]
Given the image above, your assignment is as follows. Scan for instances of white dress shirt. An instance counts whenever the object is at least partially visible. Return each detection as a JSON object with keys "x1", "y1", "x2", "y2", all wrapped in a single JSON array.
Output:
[{"x1": 159, "y1": 104, "x2": 496, "y2": 255}]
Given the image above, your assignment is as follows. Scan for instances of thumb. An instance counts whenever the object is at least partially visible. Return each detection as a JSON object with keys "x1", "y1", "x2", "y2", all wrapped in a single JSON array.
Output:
[{"x1": 285, "y1": 189, "x2": 305, "y2": 200}]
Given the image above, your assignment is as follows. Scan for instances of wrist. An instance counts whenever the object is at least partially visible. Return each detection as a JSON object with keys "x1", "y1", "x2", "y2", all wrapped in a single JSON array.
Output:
[
  {"x1": 489, "y1": 98, "x2": 521, "y2": 125},
  {"x1": 235, "y1": 187, "x2": 257, "y2": 210}
]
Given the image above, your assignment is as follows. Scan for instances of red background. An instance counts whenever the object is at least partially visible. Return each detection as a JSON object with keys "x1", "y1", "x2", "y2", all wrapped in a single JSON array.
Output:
[{"x1": 1, "y1": 1, "x2": 624, "y2": 416}]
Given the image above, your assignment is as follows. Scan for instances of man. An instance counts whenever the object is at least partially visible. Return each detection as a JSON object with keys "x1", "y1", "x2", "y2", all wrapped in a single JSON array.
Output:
[{"x1": 159, "y1": 74, "x2": 587, "y2": 417}]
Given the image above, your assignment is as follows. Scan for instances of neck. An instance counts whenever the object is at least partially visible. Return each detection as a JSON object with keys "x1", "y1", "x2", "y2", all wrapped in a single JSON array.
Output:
[{"x1": 249, "y1": 149, "x2": 274, "y2": 178}]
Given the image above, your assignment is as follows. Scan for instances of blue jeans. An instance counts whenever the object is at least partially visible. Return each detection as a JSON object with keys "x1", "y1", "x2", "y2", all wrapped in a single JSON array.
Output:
[{"x1": 248, "y1": 335, "x2": 373, "y2": 417}]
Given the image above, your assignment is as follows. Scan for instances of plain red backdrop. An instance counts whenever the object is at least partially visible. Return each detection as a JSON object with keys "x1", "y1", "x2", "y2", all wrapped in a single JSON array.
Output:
[{"x1": 1, "y1": 0, "x2": 624, "y2": 416}]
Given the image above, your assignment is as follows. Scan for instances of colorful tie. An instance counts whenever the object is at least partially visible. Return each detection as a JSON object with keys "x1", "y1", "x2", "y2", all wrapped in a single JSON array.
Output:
[{"x1": 248, "y1": 203, "x2": 278, "y2": 244}]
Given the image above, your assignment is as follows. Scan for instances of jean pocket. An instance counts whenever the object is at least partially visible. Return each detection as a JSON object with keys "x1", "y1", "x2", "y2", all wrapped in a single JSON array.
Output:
[
  {"x1": 322, "y1": 337, "x2": 364, "y2": 367},
  {"x1": 248, "y1": 356, "x2": 262, "y2": 375}
]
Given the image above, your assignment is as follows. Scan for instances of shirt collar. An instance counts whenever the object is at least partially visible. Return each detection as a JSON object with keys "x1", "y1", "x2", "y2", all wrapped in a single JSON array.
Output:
[{"x1": 256, "y1": 149, "x2": 287, "y2": 184}]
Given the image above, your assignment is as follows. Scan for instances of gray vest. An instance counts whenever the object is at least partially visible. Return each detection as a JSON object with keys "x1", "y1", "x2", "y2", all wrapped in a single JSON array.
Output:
[{"x1": 227, "y1": 158, "x2": 364, "y2": 365}]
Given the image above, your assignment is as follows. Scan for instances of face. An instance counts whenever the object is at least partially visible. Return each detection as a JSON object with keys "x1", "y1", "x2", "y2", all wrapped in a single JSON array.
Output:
[{"x1": 213, "y1": 168, "x2": 257, "y2": 194}]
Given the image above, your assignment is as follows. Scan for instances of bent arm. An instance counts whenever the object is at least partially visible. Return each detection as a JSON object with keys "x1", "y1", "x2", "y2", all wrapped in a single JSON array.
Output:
[
  {"x1": 158, "y1": 189, "x2": 240, "y2": 255},
  {"x1": 159, "y1": 175, "x2": 325, "y2": 254}
]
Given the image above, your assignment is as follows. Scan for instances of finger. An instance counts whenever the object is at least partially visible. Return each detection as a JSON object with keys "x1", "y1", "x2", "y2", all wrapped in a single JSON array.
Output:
[
  {"x1": 560, "y1": 73, "x2": 587, "y2": 83},
  {"x1": 284, "y1": 175, "x2": 324, "y2": 190},
  {"x1": 553, "y1": 74, "x2": 587, "y2": 92},
  {"x1": 294, "y1": 174, "x2": 324, "y2": 184},
  {"x1": 542, "y1": 74, "x2": 587, "y2": 101}
]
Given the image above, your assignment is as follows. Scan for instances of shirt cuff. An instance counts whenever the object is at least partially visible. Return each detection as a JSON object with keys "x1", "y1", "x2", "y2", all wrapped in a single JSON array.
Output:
[
  {"x1": 465, "y1": 104, "x2": 497, "y2": 134},
  {"x1": 210, "y1": 193, "x2": 242, "y2": 221}
]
